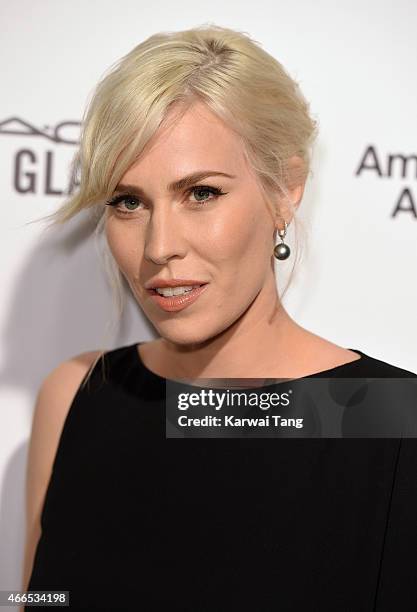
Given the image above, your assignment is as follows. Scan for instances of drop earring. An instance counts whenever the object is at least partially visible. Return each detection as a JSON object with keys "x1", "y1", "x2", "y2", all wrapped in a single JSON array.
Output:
[{"x1": 273, "y1": 220, "x2": 290, "y2": 260}]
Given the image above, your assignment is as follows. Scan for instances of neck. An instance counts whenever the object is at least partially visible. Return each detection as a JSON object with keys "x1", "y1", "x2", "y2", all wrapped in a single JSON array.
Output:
[{"x1": 156, "y1": 277, "x2": 320, "y2": 379}]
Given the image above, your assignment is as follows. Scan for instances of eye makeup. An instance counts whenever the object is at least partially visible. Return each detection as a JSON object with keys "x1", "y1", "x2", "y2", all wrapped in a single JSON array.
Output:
[{"x1": 105, "y1": 184, "x2": 228, "y2": 216}]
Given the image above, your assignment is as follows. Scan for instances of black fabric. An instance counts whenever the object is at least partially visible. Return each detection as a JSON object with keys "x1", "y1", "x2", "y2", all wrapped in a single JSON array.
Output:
[{"x1": 27, "y1": 344, "x2": 417, "y2": 611}]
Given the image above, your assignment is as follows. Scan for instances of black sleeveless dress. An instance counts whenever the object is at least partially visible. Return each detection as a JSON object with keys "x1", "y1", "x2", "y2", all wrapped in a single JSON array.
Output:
[{"x1": 27, "y1": 343, "x2": 417, "y2": 611}]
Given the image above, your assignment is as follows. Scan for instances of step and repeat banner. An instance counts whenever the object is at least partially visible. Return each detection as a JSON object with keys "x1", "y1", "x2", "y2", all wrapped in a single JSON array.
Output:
[{"x1": 1, "y1": 0, "x2": 416, "y2": 600}]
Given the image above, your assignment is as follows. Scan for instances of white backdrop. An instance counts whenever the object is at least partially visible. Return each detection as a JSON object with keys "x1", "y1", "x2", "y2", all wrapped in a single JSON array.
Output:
[{"x1": 1, "y1": 0, "x2": 416, "y2": 600}]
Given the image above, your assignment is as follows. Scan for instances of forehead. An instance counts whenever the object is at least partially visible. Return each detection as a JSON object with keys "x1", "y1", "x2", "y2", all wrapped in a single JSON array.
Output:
[{"x1": 124, "y1": 100, "x2": 246, "y2": 180}]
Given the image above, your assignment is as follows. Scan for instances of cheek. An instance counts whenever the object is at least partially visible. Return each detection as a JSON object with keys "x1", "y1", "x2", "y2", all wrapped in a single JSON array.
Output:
[
  {"x1": 105, "y1": 218, "x2": 142, "y2": 279},
  {"x1": 199, "y1": 206, "x2": 272, "y2": 312},
  {"x1": 207, "y1": 207, "x2": 271, "y2": 265}
]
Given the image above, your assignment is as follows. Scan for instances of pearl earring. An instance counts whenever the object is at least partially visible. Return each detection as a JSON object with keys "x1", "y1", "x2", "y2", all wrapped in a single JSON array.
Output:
[{"x1": 273, "y1": 220, "x2": 290, "y2": 260}]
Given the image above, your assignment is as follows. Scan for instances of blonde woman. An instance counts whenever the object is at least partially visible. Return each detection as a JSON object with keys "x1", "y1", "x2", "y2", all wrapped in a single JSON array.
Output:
[{"x1": 22, "y1": 25, "x2": 417, "y2": 611}]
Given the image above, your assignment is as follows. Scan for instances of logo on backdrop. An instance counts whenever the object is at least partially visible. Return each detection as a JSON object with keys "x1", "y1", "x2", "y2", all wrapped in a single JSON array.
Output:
[
  {"x1": 1, "y1": 118, "x2": 416, "y2": 218},
  {"x1": 0, "y1": 116, "x2": 80, "y2": 195},
  {"x1": 355, "y1": 145, "x2": 417, "y2": 218}
]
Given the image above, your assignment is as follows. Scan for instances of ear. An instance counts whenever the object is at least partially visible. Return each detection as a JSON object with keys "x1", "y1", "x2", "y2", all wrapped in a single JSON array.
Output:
[
  {"x1": 286, "y1": 155, "x2": 306, "y2": 207},
  {"x1": 272, "y1": 155, "x2": 306, "y2": 229}
]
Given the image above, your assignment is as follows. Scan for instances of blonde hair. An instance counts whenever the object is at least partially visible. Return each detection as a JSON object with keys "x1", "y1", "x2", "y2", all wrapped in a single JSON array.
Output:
[{"x1": 33, "y1": 23, "x2": 318, "y2": 387}]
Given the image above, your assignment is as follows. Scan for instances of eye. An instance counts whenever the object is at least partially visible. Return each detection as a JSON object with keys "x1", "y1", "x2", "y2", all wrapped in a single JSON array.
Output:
[
  {"x1": 188, "y1": 185, "x2": 226, "y2": 206},
  {"x1": 105, "y1": 184, "x2": 227, "y2": 216},
  {"x1": 105, "y1": 194, "x2": 142, "y2": 216}
]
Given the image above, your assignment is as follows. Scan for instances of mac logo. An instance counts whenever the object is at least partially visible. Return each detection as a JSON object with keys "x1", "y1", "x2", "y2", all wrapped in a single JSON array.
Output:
[
  {"x1": 0, "y1": 117, "x2": 80, "y2": 145},
  {"x1": 0, "y1": 117, "x2": 81, "y2": 195}
]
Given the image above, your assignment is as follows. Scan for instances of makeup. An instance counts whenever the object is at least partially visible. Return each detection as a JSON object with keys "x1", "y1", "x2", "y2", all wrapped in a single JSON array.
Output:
[{"x1": 147, "y1": 283, "x2": 209, "y2": 312}]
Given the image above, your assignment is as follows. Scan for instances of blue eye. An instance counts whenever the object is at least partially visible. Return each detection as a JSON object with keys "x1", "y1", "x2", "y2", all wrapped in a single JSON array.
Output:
[
  {"x1": 105, "y1": 184, "x2": 227, "y2": 216},
  {"x1": 105, "y1": 194, "x2": 142, "y2": 215},
  {"x1": 189, "y1": 186, "x2": 225, "y2": 204}
]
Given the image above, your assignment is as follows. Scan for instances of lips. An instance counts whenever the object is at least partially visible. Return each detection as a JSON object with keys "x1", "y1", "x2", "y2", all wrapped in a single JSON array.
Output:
[
  {"x1": 145, "y1": 278, "x2": 208, "y2": 290},
  {"x1": 147, "y1": 283, "x2": 209, "y2": 312},
  {"x1": 146, "y1": 283, "x2": 207, "y2": 295}
]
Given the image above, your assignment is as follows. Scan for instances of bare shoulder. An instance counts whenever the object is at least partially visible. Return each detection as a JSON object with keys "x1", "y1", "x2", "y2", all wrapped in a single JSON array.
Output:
[
  {"x1": 22, "y1": 348, "x2": 103, "y2": 592},
  {"x1": 40, "y1": 349, "x2": 103, "y2": 402},
  {"x1": 29, "y1": 348, "x2": 104, "y2": 486},
  {"x1": 33, "y1": 350, "x2": 102, "y2": 439}
]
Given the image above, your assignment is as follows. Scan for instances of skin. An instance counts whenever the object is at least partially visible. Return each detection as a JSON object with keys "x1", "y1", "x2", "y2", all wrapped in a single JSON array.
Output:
[
  {"x1": 105, "y1": 99, "x2": 360, "y2": 379},
  {"x1": 21, "y1": 99, "x2": 361, "y2": 605}
]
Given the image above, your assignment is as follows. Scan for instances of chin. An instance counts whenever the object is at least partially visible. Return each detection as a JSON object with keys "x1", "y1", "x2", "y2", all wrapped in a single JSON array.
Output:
[{"x1": 155, "y1": 325, "x2": 214, "y2": 349}]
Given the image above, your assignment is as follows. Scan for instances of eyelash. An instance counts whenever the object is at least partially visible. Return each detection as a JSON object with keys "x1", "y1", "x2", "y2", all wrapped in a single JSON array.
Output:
[{"x1": 105, "y1": 184, "x2": 227, "y2": 216}]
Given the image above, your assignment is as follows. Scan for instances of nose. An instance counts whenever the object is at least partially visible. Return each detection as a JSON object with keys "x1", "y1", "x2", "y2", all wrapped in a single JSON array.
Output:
[{"x1": 143, "y1": 205, "x2": 187, "y2": 265}]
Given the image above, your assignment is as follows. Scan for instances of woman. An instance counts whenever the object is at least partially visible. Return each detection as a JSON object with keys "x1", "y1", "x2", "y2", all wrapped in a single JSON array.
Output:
[{"x1": 22, "y1": 24, "x2": 417, "y2": 610}]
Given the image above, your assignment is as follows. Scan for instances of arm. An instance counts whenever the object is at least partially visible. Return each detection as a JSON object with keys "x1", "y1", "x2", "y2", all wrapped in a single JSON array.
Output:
[{"x1": 20, "y1": 351, "x2": 101, "y2": 608}]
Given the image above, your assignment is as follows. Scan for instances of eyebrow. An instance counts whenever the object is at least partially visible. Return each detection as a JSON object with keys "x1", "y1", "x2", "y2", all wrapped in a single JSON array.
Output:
[{"x1": 114, "y1": 170, "x2": 236, "y2": 195}]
